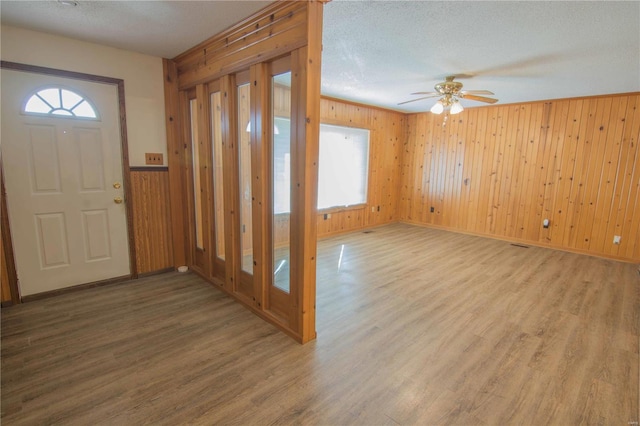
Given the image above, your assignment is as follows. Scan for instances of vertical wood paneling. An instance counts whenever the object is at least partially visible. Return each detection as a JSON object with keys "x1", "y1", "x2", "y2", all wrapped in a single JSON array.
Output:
[
  {"x1": 1, "y1": 233, "x2": 12, "y2": 302},
  {"x1": 316, "y1": 97, "x2": 405, "y2": 237},
  {"x1": 400, "y1": 93, "x2": 640, "y2": 262},
  {"x1": 130, "y1": 170, "x2": 174, "y2": 274},
  {"x1": 1, "y1": 173, "x2": 19, "y2": 304}
]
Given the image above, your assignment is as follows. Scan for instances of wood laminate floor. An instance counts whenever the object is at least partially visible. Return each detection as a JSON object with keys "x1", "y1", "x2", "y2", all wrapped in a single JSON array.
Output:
[{"x1": 2, "y1": 223, "x2": 639, "y2": 425}]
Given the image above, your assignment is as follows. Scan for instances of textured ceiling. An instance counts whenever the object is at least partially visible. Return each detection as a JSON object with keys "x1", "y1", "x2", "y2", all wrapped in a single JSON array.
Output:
[
  {"x1": 1, "y1": 0, "x2": 639, "y2": 113},
  {"x1": 323, "y1": 0, "x2": 640, "y2": 112},
  {"x1": 0, "y1": 1, "x2": 267, "y2": 58}
]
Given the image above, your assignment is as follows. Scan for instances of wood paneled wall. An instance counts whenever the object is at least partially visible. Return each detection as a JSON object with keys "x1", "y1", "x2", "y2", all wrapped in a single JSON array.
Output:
[
  {"x1": 1, "y1": 233, "x2": 12, "y2": 303},
  {"x1": 130, "y1": 169, "x2": 174, "y2": 274},
  {"x1": 399, "y1": 93, "x2": 640, "y2": 262},
  {"x1": 317, "y1": 97, "x2": 406, "y2": 237},
  {"x1": 1, "y1": 174, "x2": 19, "y2": 304}
]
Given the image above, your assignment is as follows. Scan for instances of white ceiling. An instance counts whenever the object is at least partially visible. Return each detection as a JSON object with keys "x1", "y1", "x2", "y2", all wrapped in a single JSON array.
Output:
[
  {"x1": 2, "y1": 0, "x2": 639, "y2": 113},
  {"x1": 0, "y1": 1, "x2": 267, "y2": 58}
]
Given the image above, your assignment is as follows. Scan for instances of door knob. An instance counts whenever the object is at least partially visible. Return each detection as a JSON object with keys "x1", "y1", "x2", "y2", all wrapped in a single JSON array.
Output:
[
  {"x1": 113, "y1": 182, "x2": 121, "y2": 189},
  {"x1": 114, "y1": 197, "x2": 123, "y2": 204}
]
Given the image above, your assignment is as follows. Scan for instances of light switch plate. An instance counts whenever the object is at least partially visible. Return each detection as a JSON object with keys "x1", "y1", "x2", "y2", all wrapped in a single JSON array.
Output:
[{"x1": 145, "y1": 153, "x2": 163, "y2": 165}]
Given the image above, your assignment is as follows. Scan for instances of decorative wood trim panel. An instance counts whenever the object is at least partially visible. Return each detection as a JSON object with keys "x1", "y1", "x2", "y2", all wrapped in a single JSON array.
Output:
[
  {"x1": 399, "y1": 92, "x2": 640, "y2": 263},
  {"x1": 130, "y1": 170, "x2": 174, "y2": 274},
  {"x1": 174, "y1": 2, "x2": 309, "y2": 90}
]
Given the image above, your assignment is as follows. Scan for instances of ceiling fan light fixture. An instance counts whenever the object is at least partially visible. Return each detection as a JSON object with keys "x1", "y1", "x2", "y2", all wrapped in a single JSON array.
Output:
[
  {"x1": 450, "y1": 99, "x2": 464, "y2": 115},
  {"x1": 430, "y1": 100, "x2": 444, "y2": 114}
]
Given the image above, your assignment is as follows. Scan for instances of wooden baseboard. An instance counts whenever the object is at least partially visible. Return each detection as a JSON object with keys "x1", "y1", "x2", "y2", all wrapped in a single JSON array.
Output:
[
  {"x1": 137, "y1": 267, "x2": 175, "y2": 278},
  {"x1": 21, "y1": 274, "x2": 133, "y2": 303},
  {"x1": 399, "y1": 219, "x2": 640, "y2": 264},
  {"x1": 317, "y1": 220, "x2": 396, "y2": 240}
]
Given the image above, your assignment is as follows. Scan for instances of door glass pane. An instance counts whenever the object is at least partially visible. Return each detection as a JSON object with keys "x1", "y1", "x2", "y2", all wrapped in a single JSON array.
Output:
[
  {"x1": 190, "y1": 98, "x2": 203, "y2": 249},
  {"x1": 210, "y1": 91, "x2": 225, "y2": 260},
  {"x1": 237, "y1": 83, "x2": 252, "y2": 274},
  {"x1": 272, "y1": 72, "x2": 291, "y2": 293}
]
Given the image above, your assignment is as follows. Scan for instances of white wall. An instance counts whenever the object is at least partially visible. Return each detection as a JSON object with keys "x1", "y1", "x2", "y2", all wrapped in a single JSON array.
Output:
[{"x1": 1, "y1": 25, "x2": 166, "y2": 167}]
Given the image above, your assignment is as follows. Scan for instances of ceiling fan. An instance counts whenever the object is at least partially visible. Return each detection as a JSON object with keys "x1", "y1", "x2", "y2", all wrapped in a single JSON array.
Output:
[{"x1": 399, "y1": 75, "x2": 498, "y2": 114}]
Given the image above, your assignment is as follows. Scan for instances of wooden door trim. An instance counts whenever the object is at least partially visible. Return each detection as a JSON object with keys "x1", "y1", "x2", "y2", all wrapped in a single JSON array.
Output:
[{"x1": 0, "y1": 61, "x2": 138, "y2": 291}]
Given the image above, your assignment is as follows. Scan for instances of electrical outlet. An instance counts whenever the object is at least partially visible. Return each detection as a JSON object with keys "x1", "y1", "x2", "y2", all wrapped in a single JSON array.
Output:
[
  {"x1": 145, "y1": 153, "x2": 163, "y2": 165},
  {"x1": 613, "y1": 235, "x2": 621, "y2": 245},
  {"x1": 430, "y1": 206, "x2": 435, "y2": 213}
]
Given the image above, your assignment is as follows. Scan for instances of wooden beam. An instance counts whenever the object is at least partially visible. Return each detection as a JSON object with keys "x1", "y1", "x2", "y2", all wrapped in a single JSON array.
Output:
[
  {"x1": 221, "y1": 74, "x2": 239, "y2": 293},
  {"x1": 250, "y1": 62, "x2": 270, "y2": 311},
  {"x1": 289, "y1": 1, "x2": 324, "y2": 343},
  {"x1": 163, "y1": 58, "x2": 187, "y2": 268},
  {"x1": 196, "y1": 83, "x2": 212, "y2": 277}
]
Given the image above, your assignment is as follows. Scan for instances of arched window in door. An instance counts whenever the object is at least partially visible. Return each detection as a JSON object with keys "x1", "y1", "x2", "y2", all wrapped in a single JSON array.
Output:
[{"x1": 24, "y1": 87, "x2": 98, "y2": 119}]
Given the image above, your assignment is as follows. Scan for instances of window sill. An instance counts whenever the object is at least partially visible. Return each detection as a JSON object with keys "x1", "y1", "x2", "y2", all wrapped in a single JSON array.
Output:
[{"x1": 317, "y1": 204, "x2": 367, "y2": 215}]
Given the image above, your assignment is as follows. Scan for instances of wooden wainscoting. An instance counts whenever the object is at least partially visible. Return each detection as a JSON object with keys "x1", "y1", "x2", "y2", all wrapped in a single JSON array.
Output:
[
  {"x1": 1, "y1": 172, "x2": 19, "y2": 305},
  {"x1": 130, "y1": 168, "x2": 174, "y2": 274},
  {"x1": 1, "y1": 233, "x2": 13, "y2": 303},
  {"x1": 317, "y1": 97, "x2": 406, "y2": 237},
  {"x1": 400, "y1": 93, "x2": 640, "y2": 263}
]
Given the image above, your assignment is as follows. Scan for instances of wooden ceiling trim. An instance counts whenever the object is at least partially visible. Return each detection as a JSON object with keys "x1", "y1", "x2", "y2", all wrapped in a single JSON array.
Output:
[
  {"x1": 175, "y1": 3, "x2": 306, "y2": 70},
  {"x1": 174, "y1": 2, "x2": 308, "y2": 90}
]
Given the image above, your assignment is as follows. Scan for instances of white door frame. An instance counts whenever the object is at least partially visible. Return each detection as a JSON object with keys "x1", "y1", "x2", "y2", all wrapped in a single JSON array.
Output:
[{"x1": 0, "y1": 60, "x2": 138, "y2": 301}]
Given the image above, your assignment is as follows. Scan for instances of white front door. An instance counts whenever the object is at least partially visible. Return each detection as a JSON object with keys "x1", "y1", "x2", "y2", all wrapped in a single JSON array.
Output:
[{"x1": 1, "y1": 69, "x2": 130, "y2": 297}]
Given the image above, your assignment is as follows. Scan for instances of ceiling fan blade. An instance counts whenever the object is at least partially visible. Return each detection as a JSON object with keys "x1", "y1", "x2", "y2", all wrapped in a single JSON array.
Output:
[
  {"x1": 398, "y1": 95, "x2": 440, "y2": 105},
  {"x1": 410, "y1": 91, "x2": 439, "y2": 96},
  {"x1": 461, "y1": 90, "x2": 494, "y2": 95},
  {"x1": 460, "y1": 93, "x2": 499, "y2": 104}
]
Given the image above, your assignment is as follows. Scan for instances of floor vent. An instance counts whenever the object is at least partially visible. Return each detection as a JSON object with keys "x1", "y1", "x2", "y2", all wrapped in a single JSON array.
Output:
[{"x1": 511, "y1": 243, "x2": 529, "y2": 248}]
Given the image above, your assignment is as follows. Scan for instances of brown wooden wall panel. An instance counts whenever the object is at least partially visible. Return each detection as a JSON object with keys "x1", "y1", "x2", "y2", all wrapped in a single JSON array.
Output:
[
  {"x1": 399, "y1": 93, "x2": 640, "y2": 262},
  {"x1": 317, "y1": 97, "x2": 406, "y2": 238},
  {"x1": 1, "y1": 174, "x2": 18, "y2": 304},
  {"x1": 1, "y1": 233, "x2": 11, "y2": 302},
  {"x1": 130, "y1": 169, "x2": 174, "y2": 274}
]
